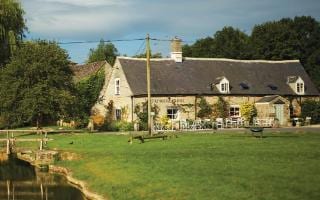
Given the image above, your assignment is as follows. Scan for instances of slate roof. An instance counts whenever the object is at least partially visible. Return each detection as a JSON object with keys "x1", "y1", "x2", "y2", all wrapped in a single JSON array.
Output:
[
  {"x1": 256, "y1": 95, "x2": 280, "y2": 103},
  {"x1": 70, "y1": 61, "x2": 107, "y2": 82},
  {"x1": 118, "y1": 57, "x2": 319, "y2": 96}
]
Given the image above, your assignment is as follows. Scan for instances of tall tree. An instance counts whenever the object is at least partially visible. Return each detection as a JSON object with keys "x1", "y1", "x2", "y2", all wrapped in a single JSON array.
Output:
[
  {"x1": 0, "y1": 0, "x2": 27, "y2": 67},
  {"x1": 87, "y1": 40, "x2": 119, "y2": 65},
  {"x1": 212, "y1": 27, "x2": 251, "y2": 59},
  {"x1": 0, "y1": 41, "x2": 76, "y2": 128},
  {"x1": 182, "y1": 27, "x2": 250, "y2": 59}
]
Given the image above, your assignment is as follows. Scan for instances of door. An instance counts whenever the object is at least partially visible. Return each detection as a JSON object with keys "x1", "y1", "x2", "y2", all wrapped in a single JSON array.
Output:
[{"x1": 274, "y1": 104, "x2": 284, "y2": 125}]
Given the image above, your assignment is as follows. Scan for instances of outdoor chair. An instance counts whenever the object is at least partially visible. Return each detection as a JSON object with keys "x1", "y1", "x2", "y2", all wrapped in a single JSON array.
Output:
[
  {"x1": 305, "y1": 117, "x2": 311, "y2": 126},
  {"x1": 216, "y1": 118, "x2": 224, "y2": 129}
]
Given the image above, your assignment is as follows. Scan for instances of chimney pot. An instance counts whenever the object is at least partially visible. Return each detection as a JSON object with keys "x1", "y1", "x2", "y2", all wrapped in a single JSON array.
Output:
[{"x1": 171, "y1": 37, "x2": 182, "y2": 62}]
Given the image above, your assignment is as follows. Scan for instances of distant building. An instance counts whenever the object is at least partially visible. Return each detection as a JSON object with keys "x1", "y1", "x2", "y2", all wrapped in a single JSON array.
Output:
[{"x1": 93, "y1": 39, "x2": 319, "y2": 126}]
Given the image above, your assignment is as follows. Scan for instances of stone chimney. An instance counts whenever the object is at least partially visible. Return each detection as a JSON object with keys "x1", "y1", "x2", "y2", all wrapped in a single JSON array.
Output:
[{"x1": 171, "y1": 37, "x2": 182, "y2": 62}]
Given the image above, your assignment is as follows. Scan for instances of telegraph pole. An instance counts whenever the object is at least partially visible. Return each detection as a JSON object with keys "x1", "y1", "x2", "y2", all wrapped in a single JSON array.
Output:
[{"x1": 146, "y1": 34, "x2": 152, "y2": 136}]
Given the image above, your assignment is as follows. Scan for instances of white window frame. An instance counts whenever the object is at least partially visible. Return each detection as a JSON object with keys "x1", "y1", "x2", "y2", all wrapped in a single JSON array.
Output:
[
  {"x1": 167, "y1": 107, "x2": 179, "y2": 120},
  {"x1": 115, "y1": 78, "x2": 120, "y2": 95},
  {"x1": 229, "y1": 105, "x2": 240, "y2": 117},
  {"x1": 295, "y1": 77, "x2": 304, "y2": 95},
  {"x1": 219, "y1": 78, "x2": 230, "y2": 93}
]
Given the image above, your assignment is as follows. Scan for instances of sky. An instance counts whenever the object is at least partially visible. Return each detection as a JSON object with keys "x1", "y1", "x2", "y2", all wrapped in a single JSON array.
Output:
[{"x1": 21, "y1": 0, "x2": 320, "y2": 64}]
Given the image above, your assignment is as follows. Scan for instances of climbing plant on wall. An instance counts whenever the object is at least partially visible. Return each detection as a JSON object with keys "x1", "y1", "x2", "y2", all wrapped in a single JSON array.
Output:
[{"x1": 240, "y1": 102, "x2": 257, "y2": 123}]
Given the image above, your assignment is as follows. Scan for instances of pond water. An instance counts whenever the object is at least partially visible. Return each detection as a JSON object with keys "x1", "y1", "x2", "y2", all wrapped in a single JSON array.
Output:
[{"x1": 0, "y1": 155, "x2": 85, "y2": 200}]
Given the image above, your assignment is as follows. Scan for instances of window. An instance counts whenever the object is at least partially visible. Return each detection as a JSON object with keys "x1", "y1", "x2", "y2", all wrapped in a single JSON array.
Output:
[
  {"x1": 167, "y1": 107, "x2": 179, "y2": 120},
  {"x1": 220, "y1": 82, "x2": 229, "y2": 93},
  {"x1": 240, "y1": 83, "x2": 249, "y2": 90},
  {"x1": 115, "y1": 78, "x2": 120, "y2": 95},
  {"x1": 296, "y1": 82, "x2": 304, "y2": 94},
  {"x1": 115, "y1": 109, "x2": 121, "y2": 120},
  {"x1": 267, "y1": 84, "x2": 278, "y2": 90},
  {"x1": 229, "y1": 106, "x2": 240, "y2": 117}
]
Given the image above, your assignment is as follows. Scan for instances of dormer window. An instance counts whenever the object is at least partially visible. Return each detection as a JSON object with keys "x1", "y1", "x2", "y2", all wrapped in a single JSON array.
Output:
[
  {"x1": 217, "y1": 77, "x2": 230, "y2": 93},
  {"x1": 115, "y1": 78, "x2": 120, "y2": 95},
  {"x1": 287, "y1": 76, "x2": 304, "y2": 95},
  {"x1": 296, "y1": 82, "x2": 304, "y2": 94}
]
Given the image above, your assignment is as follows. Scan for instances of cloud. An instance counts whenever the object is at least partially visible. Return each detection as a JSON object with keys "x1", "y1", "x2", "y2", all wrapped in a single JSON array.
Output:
[{"x1": 20, "y1": 0, "x2": 320, "y2": 62}]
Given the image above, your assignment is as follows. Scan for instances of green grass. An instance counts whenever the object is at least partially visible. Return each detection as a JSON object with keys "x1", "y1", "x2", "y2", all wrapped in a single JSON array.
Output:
[{"x1": 12, "y1": 132, "x2": 320, "y2": 199}]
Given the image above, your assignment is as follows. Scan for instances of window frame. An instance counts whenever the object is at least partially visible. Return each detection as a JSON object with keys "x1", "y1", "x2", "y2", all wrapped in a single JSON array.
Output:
[
  {"x1": 115, "y1": 78, "x2": 120, "y2": 95},
  {"x1": 167, "y1": 107, "x2": 179, "y2": 120},
  {"x1": 219, "y1": 78, "x2": 230, "y2": 93},
  {"x1": 296, "y1": 82, "x2": 304, "y2": 94},
  {"x1": 229, "y1": 105, "x2": 240, "y2": 117}
]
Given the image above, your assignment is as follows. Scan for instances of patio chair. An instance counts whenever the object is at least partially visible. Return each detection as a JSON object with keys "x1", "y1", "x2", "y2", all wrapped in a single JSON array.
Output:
[
  {"x1": 305, "y1": 117, "x2": 311, "y2": 126},
  {"x1": 216, "y1": 118, "x2": 224, "y2": 129}
]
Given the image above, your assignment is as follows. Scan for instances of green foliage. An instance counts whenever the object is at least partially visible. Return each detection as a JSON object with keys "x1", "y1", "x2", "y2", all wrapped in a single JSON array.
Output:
[
  {"x1": 212, "y1": 96, "x2": 229, "y2": 119},
  {"x1": 134, "y1": 101, "x2": 159, "y2": 130},
  {"x1": 183, "y1": 27, "x2": 251, "y2": 59},
  {"x1": 240, "y1": 102, "x2": 257, "y2": 123},
  {"x1": 300, "y1": 99, "x2": 320, "y2": 124},
  {"x1": 197, "y1": 97, "x2": 213, "y2": 119},
  {"x1": 87, "y1": 39, "x2": 118, "y2": 65},
  {"x1": 0, "y1": 0, "x2": 27, "y2": 67},
  {"x1": 0, "y1": 41, "x2": 76, "y2": 127},
  {"x1": 100, "y1": 120, "x2": 134, "y2": 132},
  {"x1": 75, "y1": 66, "x2": 105, "y2": 126}
]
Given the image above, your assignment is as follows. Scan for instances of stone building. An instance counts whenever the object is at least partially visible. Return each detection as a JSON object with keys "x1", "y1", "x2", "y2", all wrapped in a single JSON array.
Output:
[{"x1": 93, "y1": 39, "x2": 319, "y2": 126}]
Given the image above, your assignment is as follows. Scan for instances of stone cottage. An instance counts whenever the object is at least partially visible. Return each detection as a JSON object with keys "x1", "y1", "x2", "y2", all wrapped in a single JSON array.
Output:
[{"x1": 93, "y1": 39, "x2": 319, "y2": 127}]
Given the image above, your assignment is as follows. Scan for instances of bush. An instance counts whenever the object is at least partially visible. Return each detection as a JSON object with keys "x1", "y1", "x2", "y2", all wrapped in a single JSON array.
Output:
[
  {"x1": 301, "y1": 100, "x2": 320, "y2": 124},
  {"x1": 91, "y1": 114, "x2": 105, "y2": 128},
  {"x1": 240, "y1": 102, "x2": 257, "y2": 124},
  {"x1": 99, "y1": 120, "x2": 134, "y2": 132}
]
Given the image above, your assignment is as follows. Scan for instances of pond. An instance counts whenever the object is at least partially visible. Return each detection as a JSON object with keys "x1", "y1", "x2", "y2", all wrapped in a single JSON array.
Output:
[{"x1": 0, "y1": 155, "x2": 85, "y2": 200}]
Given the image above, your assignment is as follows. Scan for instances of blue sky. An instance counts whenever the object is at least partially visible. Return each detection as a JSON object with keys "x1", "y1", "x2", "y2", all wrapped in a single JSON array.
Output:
[{"x1": 21, "y1": 0, "x2": 320, "y2": 64}]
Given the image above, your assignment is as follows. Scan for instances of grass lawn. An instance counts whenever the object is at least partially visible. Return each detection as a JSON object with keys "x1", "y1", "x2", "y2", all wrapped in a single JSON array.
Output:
[{"x1": 16, "y1": 131, "x2": 320, "y2": 199}]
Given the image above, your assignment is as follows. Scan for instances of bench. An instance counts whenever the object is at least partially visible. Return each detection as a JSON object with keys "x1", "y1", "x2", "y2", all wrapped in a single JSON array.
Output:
[
  {"x1": 133, "y1": 134, "x2": 168, "y2": 143},
  {"x1": 249, "y1": 127, "x2": 264, "y2": 138}
]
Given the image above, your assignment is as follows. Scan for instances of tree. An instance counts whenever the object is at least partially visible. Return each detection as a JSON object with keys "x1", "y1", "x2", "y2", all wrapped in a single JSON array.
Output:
[
  {"x1": 0, "y1": 41, "x2": 76, "y2": 128},
  {"x1": 182, "y1": 27, "x2": 250, "y2": 59},
  {"x1": 183, "y1": 37, "x2": 215, "y2": 57},
  {"x1": 212, "y1": 97, "x2": 229, "y2": 119},
  {"x1": 87, "y1": 39, "x2": 119, "y2": 65},
  {"x1": 197, "y1": 97, "x2": 213, "y2": 119},
  {"x1": 212, "y1": 27, "x2": 251, "y2": 59},
  {"x1": 0, "y1": 0, "x2": 27, "y2": 67},
  {"x1": 75, "y1": 67, "x2": 105, "y2": 126}
]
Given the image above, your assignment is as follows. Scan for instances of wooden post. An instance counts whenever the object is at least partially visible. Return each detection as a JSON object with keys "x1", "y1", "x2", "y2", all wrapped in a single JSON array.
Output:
[
  {"x1": 6, "y1": 139, "x2": 10, "y2": 155},
  {"x1": 41, "y1": 183, "x2": 44, "y2": 200},
  {"x1": 40, "y1": 140, "x2": 43, "y2": 151},
  {"x1": 146, "y1": 34, "x2": 152, "y2": 136},
  {"x1": 7, "y1": 180, "x2": 10, "y2": 200}
]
